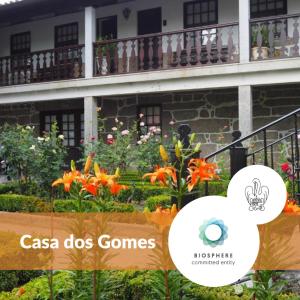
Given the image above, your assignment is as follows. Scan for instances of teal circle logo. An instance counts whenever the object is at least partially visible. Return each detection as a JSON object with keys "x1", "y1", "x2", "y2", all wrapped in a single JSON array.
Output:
[{"x1": 199, "y1": 218, "x2": 228, "y2": 248}]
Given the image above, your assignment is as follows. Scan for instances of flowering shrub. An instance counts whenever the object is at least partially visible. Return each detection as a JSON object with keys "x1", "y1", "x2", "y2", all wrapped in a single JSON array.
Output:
[
  {"x1": 0, "y1": 123, "x2": 66, "y2": 196},
  {"x1": 83, "y1": 111, "x2": 164, "y2": 174}
]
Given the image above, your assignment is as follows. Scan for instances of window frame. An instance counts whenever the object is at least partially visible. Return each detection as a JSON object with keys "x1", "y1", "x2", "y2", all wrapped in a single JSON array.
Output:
[
  {"x1": 184, "y1": 0, "x2": 218, "y2": 29},
  {"x1": 10, "y1": 31, "x2": 31, "y2": 56},
  {"x1": 250, "y1": 0, "x2": 287, "y2": 19},
  {"x1": 40, "y1": 110, "x2": 84, "y2": 147},
  {"x1": 55, "y1": 22, "x2": 79, "y2": 49},
  {"x1": 97, "y1": 15, "x2": 118, "y2": 40},
  {"x1": 137, "y1": 104, "x2": 162, "y2": 136}
]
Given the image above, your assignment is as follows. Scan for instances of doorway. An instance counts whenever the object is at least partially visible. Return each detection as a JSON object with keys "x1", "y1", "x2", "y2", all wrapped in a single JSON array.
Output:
[{"x1": 137, "y1": 7, "x2": 162, "y2": 70}]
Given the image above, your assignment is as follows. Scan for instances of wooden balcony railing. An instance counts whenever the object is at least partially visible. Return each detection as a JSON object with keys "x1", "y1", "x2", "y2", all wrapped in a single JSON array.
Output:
[
  {"x1": 250, "y1": 13, "x2": 300, "y2": 61},
  {"x1": 93, "y1": 22, "x2": 239, "y2": 76},
  {"x1": 0, "y1": 44, "x2": 84, "y2": 86}
]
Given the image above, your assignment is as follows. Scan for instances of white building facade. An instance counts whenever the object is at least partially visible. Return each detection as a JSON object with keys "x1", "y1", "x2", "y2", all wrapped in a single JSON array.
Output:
[{"x1": 0, "y1": 0, "x2": 300, "y2": 158}]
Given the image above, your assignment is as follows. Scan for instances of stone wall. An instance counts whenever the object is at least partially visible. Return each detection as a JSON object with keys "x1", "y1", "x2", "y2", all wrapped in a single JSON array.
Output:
[{"x1": 100, "y1": 88, "x2": 239, "y2": 156}]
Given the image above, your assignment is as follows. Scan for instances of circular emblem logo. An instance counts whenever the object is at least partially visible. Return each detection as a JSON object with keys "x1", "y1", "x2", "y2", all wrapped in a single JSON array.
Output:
[{"x1": 199, "y1": 218, "x2": 228, "y2": 248}]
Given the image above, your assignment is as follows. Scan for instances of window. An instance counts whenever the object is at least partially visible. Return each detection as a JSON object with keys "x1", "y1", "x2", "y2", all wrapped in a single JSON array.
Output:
[
  {"x1": 184, "y1": 0, "x2": 218, "y2": 28},
  {"x1": 11, "y1": 32, "x2": 31, "y2": 55},
  {"x1": 97, "y1": 16, "x2": 117, "y2": 40},
  {"x1": 250, "y1": 0, "x2": 287, "y2": 18},
  {"x1": 138, "y1": 105, "x2": 162, "y2": 135},
  {"x1": 41, "y1": 111, "x2": 84, "y2": 147},
  {"x1": 55, "y1": 23, "x2": 79, "y2": 48}
]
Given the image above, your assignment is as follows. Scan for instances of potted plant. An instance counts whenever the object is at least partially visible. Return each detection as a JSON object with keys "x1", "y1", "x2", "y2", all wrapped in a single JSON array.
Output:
[
  {"x1": 95, "y1": 35, "x2": 118, "y2": 75},
  {"x1": 251, "y1": 25, "x2": 270, "y2": 60}
]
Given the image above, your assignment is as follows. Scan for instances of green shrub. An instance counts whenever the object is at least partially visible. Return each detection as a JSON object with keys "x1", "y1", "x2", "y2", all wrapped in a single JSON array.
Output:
[
  {"x1": 0, "y1": 182, "x2": 18, "y2": 195},
  {"x1": 145, "y1": 195, "x2": 171, "y2": 211},
  {"x1": 0, "y1": 271, "x2": 43, "y2": 292},
  {"x1": 0, "y1": 194, "x2": 49, "y2": 212},
  {"x1": 198, "y1": 181, "x2": 229, "y2": 197},
  {"x1": 118, "y1": 185, "x2": 167, "y2": 203},
  {"x1": 0, "y1": 272, "x2": 74, "y2": 300},
  {"x1": 53, "y1": 199, "x2": 135, "y2": 213}
]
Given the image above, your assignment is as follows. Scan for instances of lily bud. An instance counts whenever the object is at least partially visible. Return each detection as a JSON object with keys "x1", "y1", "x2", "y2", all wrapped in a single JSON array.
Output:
[
  {"x1": 194, "y1": 143, "x2": 201, "y2": 152},
  {"x1": 159, "y1": 145, "x2": 169, "y2": 162},
  {"x1": 70, "y1": 160, "x2": 76, "y2": 172},
  {"x1": 172, "y1": 136, "x2": 177, "y2": 145},
  {"x1": 190, "y1": 133, "x2": 196, "y2": 144},
  {"x1": 177, "y1": 140, "x2": 183, "y2": 150},
  {"x1": 84, "y1": 155, "x2": 93, "y2": 174},
  {"x1": 115, "y1": 167, "x2": 121, "y2": 178},
  {"x1": 175, "y1": 144, "x2": 181, "y2": 159},
  {"x1": 94, "y1": 162, "x2": 101, "y2": 176}
]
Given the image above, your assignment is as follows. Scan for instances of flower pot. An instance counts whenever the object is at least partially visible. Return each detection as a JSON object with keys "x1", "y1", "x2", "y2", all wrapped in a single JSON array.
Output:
[{"x1": 252, "y1": 47, "x2": 269, "y2": 60}]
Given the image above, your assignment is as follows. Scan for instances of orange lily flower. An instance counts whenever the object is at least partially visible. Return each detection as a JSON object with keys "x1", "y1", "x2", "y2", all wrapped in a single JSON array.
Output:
[
  {"x1": 143, "y1": 166, "x2": 177, "y2": 186},
  {"x1": 16, "y1": 287, "x2": 26, "y2": 296},
  {"x1": 81, "y1": 181, "x2": 100, "y2": 196},
  {"x1": 52, "y1": 170, "x2": 81, "y2": 192},
  {"x1": 109, "y1": 182, "x2": 129, "y2": 195},
  {"x1": 187, "y1": 158, "x2": 218, "y2": 192},
  {"x1": 283, "y1": 196, "x2": 300, "y2": 213},
  {"x1": 144, "y1": 204, "x2": 178, "y2": 230},
  {"x1": 94, "y1": 163, "x2": 116, "y2": 186}
]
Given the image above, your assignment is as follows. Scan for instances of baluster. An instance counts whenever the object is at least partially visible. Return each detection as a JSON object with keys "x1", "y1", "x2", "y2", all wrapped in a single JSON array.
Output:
[
  {"x1": 263, "y1": 129, "x2": 268, "y2": 166},
  {"x1": 0, "y1": 59, "x2": 3, "y2": 86},
  {"x1": 206, "y1": 29, "x2": 212, "y2": 64},
  {"x1": 227, "y1": 27, "x2": 234, "y2": 62},
  {"x1": 252, "y1": 153, "x2": 256, "y2": 165},
  {"x1": 280, "y1": 19, "x2": 287, "y2": 58},
  {"x1": 186, "y1": 32, "x2": 192, "y2": 66},
  {"x1": 43, "y1": 51, "x2": 47, "y2": 81},
  {"x1": 97, "y1": 45, "x2": 103, "y2": 76},
  {"x1": 122, "y1": 41, "x2": 128, "y2": 73},
  {"x1": 268, "y1": 21, "x2": 275, "y2": 58},
  {"x1": 196, "y1": 31, "x2": 202, "y2": 65},
  {"x1": 29, "y1": 54, "x2": 34, "y2": 83},
  {"x1": 292, "y1": 17, "x2": 300, "y2": 57},
  {"x1": 148, "y1": 37, "x2": 154, "y2": 70},
  {"x1": 106, "y1": 45, "x2": 111, "y2": 75},
  {"x1": 5, "y1": 58, "x2": 9, "y2": 85},
  {"x1": 114, "y1": 42, "x2": 119, "y2": 74},
  {"x1": 71, "y1": 48, "x2": 76, "y2": 78},
  {"x1": 176, "y1": 33, "x2": 182, "y2": 65},
  {"x1": 291, "y1": 135, "x2": 296, "y2": 198},
  {"x1": 166, "y1": 34, "x2": 173, "y2": 67},
  {"x1": 270, "y1": 145, "x2": 274, "y2": 169},
  {"x1": 64, "y1": 48, "x2": 69, "y2": 79},
  {"x1": 257, "y1": 23, "x2": 263, "y2": 60},
  {"x1": 216, "y1": 29, "x2": 223, "y2": 63},
  {"x1": 157, "y1": 36, "x2": 163, "y2": 69},
  {"x1": 49, "y1": 51, "x2": 54, "y2": 80},
  {"x1": 130, "y1": 39, "x2": 137, "y2": 72},
  {"x1": 139, "y1": 38, "x2": 145, "y2": 71},
  {"x1": 36, "y1": 53, "x2": 41, "y2": 82},
  {"x1": 78, "y1": 46, "x2": 83, "y2": 77}
]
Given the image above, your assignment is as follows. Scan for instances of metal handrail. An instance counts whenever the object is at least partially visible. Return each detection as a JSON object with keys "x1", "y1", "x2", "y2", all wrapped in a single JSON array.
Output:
[{"x1": 205, "y1": 107, "x2": 300, "y2": 160}]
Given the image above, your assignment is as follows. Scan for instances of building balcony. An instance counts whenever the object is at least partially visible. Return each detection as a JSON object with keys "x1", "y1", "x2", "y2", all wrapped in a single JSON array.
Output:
[
  {"x1": 93, "y1": 22, "x2": 239, "y2": 76},
  {"x1": 250, "y1": 13, "x2": 300, "y2": 61},
  {"x1": 0, "y1": 44, "x2": 85, "y2": 86}
]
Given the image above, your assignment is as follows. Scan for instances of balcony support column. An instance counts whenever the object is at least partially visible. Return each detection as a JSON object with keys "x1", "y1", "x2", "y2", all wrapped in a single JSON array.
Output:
[
  {"x1": 84, "y1": 96, "x2": 98, "y2": 142},
  {"x1": 238, "y1": 85, "x2": 253, "y2": 137},
  {"x1": 239, "y1": 0, "x2": 251, "y2": 63},
  {"x1": 85, "y1": 6, "x2": 96, "y2": 78}
]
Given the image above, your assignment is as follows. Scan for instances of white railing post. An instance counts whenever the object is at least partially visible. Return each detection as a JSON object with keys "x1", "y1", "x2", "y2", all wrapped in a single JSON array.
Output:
[
  {"x1": 239, "y1": 0, "x2": 251, "y2": 63},
  {"x1": 85, "y1": 6, "x2": 96, "y2": 78}
]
